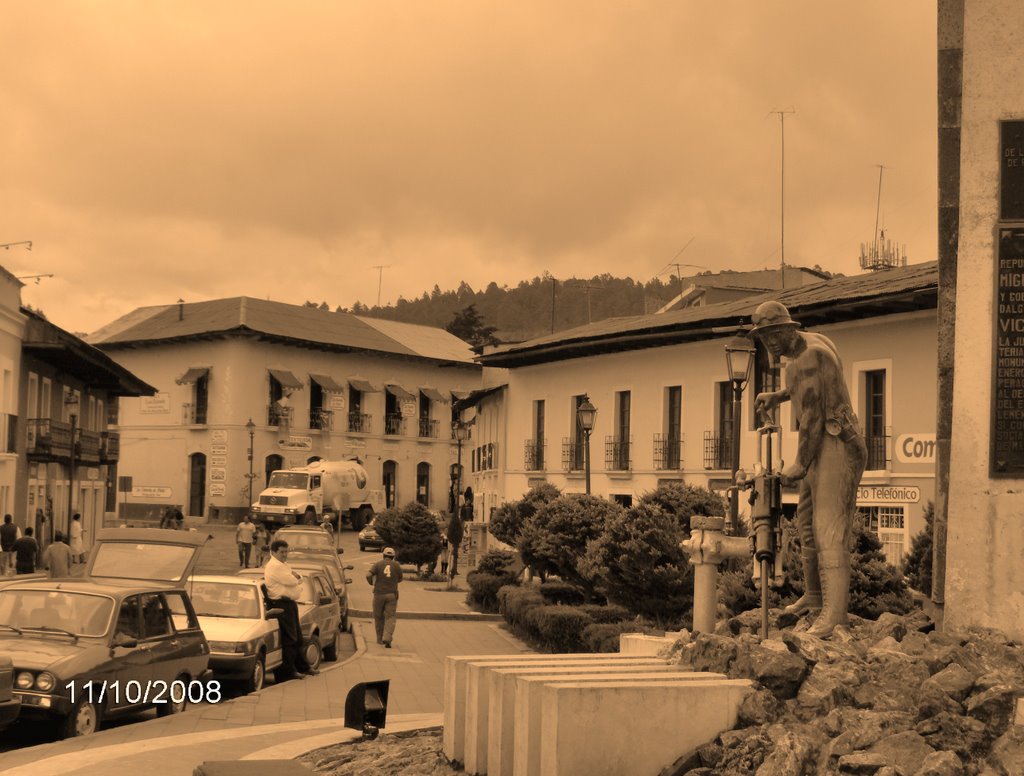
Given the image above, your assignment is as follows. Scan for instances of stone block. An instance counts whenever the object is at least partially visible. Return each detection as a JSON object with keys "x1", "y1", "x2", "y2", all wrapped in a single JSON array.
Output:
[{"x1": 619, "y1": 633, "x2": 677, "y2": 655}]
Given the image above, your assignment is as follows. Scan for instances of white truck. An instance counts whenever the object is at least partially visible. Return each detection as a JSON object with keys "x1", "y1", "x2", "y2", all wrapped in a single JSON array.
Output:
[{"x1": 250, "y1": 459, "x2": 384, "y2": 531}]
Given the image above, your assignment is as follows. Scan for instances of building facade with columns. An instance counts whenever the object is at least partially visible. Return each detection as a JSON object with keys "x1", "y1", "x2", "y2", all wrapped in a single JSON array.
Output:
[{"x1": 89, "y1": 298, "x2": 482, "y2": 523}]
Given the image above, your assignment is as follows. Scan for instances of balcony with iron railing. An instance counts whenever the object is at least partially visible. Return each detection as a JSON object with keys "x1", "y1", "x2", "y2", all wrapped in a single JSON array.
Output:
[
  {"x1": 348, "y1": 412, "x2": 371, "y2": 433},
  {"x1": 27, "y1": 418, "x2": 72, "y2": 459},
  {"x1": 653, "y1": 434, "x2": 683, "y2": 470},
  {"x1": 605, "y1": 436, "x2": 632, "y2": 471},
  {"x1": 268, "y1": 404, "x2": 294, "y2": 427},
  {"x1": 309, "y1": 408, "x2": 333, "y2": 431},
  {"x1": 865, "y1": 434, "x2": 890, "y2": 470},
  {"x1": 100, "y1": 430, "x2": 120, "y2": 463},
  {"x1": 182, "y1": 403, "x2": 208, "y2": 425},
  {"x1": 385, "y1": 414, "x2": 407, "y2": 436},
  {"x1": 418, "y1": 418, "x2": 440, "y2": 439},
  {"x1": 524, "y1": 440, "x2": 545, "y2": 471},
  {"x1": 561, "y1": 438, "x2": 585, "y2": 472},
  {"x1": 77, "y1": 428, "x2": 101, "y2": 464},
  {"x1": 703, "y1": 431, "x2": 734, "y2": 470}
]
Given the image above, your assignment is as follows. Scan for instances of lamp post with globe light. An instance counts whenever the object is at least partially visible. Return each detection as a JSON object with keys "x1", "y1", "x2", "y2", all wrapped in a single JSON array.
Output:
[
  {"x1": 576, "y1": 395, "x2": 597, "y2": 495},
  {"x1": 724, "y1": 335, "x2": 756, "y2": 534}
]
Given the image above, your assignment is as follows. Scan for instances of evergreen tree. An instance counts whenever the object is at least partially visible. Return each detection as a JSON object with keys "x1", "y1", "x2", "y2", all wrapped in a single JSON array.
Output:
[{"x1": 445, "y1": 304, "x2": 500, "y2": 348}]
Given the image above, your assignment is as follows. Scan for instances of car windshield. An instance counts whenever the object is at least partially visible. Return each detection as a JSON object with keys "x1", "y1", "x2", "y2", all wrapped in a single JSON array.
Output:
[
  {"x1": 293, "y1": 559, "x2": 342, "y2": 587},
  {"x1": 279, "y1": 532, "x2": 333, "y2": 551},
  {"x1": 90, "y1": 542, "x2": 196, "y2": 583},
  {"x1": 189, "y1": 582, "x2": 260, "y2": 619},
  {"x1": 268, "y1": 472, "x2": 309, "y2": 489},
  {"x1": 0, "y1": 590, "x2": 113, "y2": 637}
]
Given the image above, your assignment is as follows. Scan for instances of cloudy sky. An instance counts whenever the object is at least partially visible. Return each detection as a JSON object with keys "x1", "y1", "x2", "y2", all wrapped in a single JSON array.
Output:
[{"x1": 1, "y1": 1, "x2": 936, "y2": 336}]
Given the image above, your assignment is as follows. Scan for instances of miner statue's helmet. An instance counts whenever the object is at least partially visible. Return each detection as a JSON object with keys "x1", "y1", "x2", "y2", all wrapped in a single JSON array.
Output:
[{"x1": 749, "y1": 301, "x2": 802, "y2": 334}]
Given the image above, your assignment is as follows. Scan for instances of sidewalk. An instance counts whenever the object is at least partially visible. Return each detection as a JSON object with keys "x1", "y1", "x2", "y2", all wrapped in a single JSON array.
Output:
[{"x1": 0, "y1": 613, "x2": 531, "y2": 774}]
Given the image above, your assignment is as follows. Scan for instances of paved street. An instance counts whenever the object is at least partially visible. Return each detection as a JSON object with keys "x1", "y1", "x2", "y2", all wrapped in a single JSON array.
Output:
[{"x1": 0, "y1": 523, "x2": 529, "y2": 773}]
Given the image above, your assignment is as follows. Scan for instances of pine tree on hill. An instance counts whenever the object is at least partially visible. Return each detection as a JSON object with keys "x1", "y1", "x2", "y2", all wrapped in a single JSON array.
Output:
[{"x1": 445, "y1": 304, "x2": 500, "y2": 349}]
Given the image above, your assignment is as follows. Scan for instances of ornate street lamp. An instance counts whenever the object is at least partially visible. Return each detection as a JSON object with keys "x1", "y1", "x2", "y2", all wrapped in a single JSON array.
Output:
[
  {"x1": 65, "y1": 391, "x2": 80, "y2": 546},
  {"x1": 246, "y1": 418, "x2": 256, "y2": 513},
  {"x1": 724, "y1": 335, "x2": 756, "y2": 533},
  {"x1": 576, "y1": 395, "x2": 597, "y2": 495},
  {"x1": 452, "y1": 419, "x2": 470, "y2": 515}
]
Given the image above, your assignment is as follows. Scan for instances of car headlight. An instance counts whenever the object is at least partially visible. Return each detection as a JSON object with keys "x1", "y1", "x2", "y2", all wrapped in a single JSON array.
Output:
[
  {"x1": 34, "y1": 672, "x2": 56, "y2": 692},
  {"x1": 15, "y1": 671, "x2": 34, "y2": 690},
  {"x1": 207, "y1": 641, "x2": 238, "y2": 653}
]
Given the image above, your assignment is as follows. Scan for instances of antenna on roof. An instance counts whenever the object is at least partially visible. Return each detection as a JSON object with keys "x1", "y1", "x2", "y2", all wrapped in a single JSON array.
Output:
[
  {"x1": 2, "y1": 241, "x2": 32, "y2": 251},
  {"x1": 859, "y1": 164, "x2": 907, "y2": 271},
  {"x1": 769, "y1": 108, "x2": 795, "y2": 288},
  {"x1": 371, "y1": 265, "x2": 392, "y2": 307}
]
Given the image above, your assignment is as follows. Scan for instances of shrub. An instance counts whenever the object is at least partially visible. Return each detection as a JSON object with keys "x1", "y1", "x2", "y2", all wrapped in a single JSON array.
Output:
[
  {"x1": 579, "y1": 501, "x2": 693, "y2": 626},
  {"x1": 517, "y1": 494, "x2": 623, "y2": 595},
  {"x1": 718, "y1": 568, "x2": 785, "y2": 619},
  {"x1": 848, "y1": 516, "x2": 914, "y2": 620},
  {"x1": 372, "y1": 501, "x2": 444, "y2": 568},
  {"x1": 902, "y1": 501, "x2": 934, "y2": 596},
  {"x1": 466, "y1": 572, "x2": 515, "y2": 613},
  {"x1": 489, "y1": 483, "x2": 562, "y2": 547},
  {"x1": 539, "y1": 581, "x2": 586, "y2": 605},
  {"x1": 497, "y1": 585, "x2": 544, "y2": 634},
  {"x1": 637, "y1": 482, "x2": 727, "y2": 533},
  {"x1": 581, "y1": 622, "x2": 654, "y2": 653},
  {"x1": 578, "y1": 603, "x2": 630, "y2": 624},
  {"x1": 475, "y1": 549, "x2": 520, "y2": 579},
  {"x1": 530, "y1": 605, "x2": 594, "y2": 653}
]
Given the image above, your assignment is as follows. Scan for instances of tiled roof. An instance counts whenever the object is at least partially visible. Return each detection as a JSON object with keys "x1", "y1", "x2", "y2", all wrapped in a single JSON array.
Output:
[
  {"x1": 89, "y1": 297, "x2": 477, "y2": 366},
  {"x1": 481, "y1": 262, "x2": 937, "y2": 367}
]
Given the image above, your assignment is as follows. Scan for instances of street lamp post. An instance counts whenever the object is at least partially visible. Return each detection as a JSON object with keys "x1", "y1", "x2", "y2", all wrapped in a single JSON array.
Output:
[
  {"x1": 724, "y1": 335, "x2": 756, "y2": 534},
  {"x1": 576, "y1": 395, "x2": 597, "y2": 496},
  {"x1": 246, "y1": 418, "x2": 256, "y2": 513},
  {"x1": 65, "y1": 392, "x2": 80, "y2": 546},
  {"x1": 452, "y1": 420, "x2": 469, "y2": 514}
]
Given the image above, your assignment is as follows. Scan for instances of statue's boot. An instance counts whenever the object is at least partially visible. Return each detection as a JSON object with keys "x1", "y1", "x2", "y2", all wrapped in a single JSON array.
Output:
[
  {"x1": 784, "y1": 548, "x2": 822, "y2": 616},
  {"x1": 806, "y1": 550, "x2": 851, "y2": 639}
]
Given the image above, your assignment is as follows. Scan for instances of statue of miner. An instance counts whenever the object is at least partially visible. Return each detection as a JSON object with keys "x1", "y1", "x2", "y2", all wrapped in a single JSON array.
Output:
[{"x1": 750, "y1": 301, "x2": 867, "y2": 638}]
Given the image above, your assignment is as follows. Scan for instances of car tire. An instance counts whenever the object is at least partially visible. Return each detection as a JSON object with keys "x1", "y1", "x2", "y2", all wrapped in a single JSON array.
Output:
[
  {"x1": 242, "y1": 653, "x2": 266, "y2": 694},
  {"x1": 59, "y1": 698, "x2": 101, "y2": 738},
  {"x1": 156, "y1": 675, "x2": 189, "y2": 717},
  {"x1": 358, "y1": 543, "x2": 366, "y2": 552},
  {"x1": 303, "y1": 637, "x2": 323, "y2": 671},
  {"x1": 324, "y1": 629, "x2": 342, "y2": 661},
  {"x1": 303, "y1": 508, "x2": 318, "y2": 526}
]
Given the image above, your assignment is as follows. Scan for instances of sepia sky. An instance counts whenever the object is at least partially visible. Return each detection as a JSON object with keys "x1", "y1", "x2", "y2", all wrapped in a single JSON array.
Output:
[{"x1": 0, "y1": 1, "x2": 937, "y2": 336}]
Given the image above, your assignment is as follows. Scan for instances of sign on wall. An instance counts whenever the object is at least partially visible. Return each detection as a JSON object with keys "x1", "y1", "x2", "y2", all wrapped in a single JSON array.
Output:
[
  {"x1": 856, "y1": 485, "x2": 921, "y2": 505},
  {"x1": 130, "y1": 486, "x2": 172, "y2": 499},
  {"x1": 279, "y1": 436, "x2": 313, "y2": 451},
  {"x1": 210, "y1": 483, "x2": 226, "y2": 497},
  {"x1": 139, "y1": 393, "x2": 170, "y2": 414},
  {"x1": 329, "y1": 394, "x2": 346, "y2": 410},
  {"x1": 400, "y1": 398, "x2": 417, "y2": 418},
  {"x1": 894, "y1": 434, "x2": 936, "y2": 464},
  {"x1": 992, "y1": 227, "x2": 1024, "y2": 476},
  {"x1": 210, "y1": 468, "x2": 226, "y2": 482},
  {"x1": 211, "y1": 430, "x2": 228, "y2": 444},
  {"x1": 211, "y1": 444, "x2": 228, "y2": 455},
  {"x1": 1001, "y1": 121, "x2": 1024, "y2": 220},
  {"x1": 211, "y1": 456, "x2": 227, "y2": 467}
]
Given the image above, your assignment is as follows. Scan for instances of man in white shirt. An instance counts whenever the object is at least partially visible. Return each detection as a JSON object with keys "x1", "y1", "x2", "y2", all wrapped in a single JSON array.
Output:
[
  {"x1": 264, "y1": 540, "x2": 317, "y2": 679},
  {"x1": 235, "y1": 514, "x2": 257, "y2": 568}
]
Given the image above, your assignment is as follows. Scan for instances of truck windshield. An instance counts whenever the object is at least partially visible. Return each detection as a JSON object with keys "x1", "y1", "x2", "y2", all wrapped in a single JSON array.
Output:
[{"x1": 268, "y1": 472, "x2": 309, "y2": 489}]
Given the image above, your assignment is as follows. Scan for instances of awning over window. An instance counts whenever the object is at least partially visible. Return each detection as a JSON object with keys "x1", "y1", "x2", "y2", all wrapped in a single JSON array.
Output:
[
  {"x1": 175, "y1": 367, "x2": 209, "y2": 385},
  {"x1": 386, "y1": 384, "x2": 416, "y2": 401},
  {"x1": 348, "y1": 378, "x2": 379, "y2": 393},
  {"x1": 450, "y1": 389, "x2": 472, "y2": 401},
  {"x1": 419, "y1": 386, "x2": 449, "y2": 403},
  {"x1": 268, "y1": 369, "x2": 304, "y2": 390},
  {"x1": 309, "y1": 373, "x2": 345, "y2": 392}
]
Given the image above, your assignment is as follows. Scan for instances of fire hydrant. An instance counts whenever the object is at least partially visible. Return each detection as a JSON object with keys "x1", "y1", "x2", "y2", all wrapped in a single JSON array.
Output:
[{"x1": 681, "y1": 515, "x2": 750, "y2": 633}]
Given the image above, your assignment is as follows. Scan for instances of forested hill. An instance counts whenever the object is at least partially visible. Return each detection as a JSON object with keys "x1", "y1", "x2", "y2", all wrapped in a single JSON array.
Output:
[{"x1": 331, "y1": 274, "x2": 685, "y2": 344}]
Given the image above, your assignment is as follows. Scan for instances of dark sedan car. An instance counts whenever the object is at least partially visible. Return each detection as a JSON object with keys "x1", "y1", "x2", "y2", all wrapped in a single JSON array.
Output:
[{"x1": 0, "y1": 528, "x2": 211, "y2": 738}]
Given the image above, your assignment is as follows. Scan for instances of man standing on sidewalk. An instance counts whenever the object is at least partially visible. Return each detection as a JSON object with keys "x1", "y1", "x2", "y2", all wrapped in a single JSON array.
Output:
[
  {"x1": 0, "y1": 515, "x2": 18, "y2": 575},
  {"x1": 367, "y1": 546, "x2": 403, "y2": 648},
  {"x1": 236, "y1": 513, "x2": 256, "y2": 568},
  {"x1": 264, "y1": 539, "x2": 317, "y2": 679}
]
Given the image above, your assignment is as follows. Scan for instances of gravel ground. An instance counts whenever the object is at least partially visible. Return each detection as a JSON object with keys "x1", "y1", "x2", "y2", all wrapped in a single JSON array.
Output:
[{"x1": 298, "y1": 728, "x2": 461, "y2": 775}]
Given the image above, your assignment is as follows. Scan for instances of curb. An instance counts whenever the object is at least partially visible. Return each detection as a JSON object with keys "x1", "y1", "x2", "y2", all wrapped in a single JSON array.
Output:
[{"x1": 348, "y1": 608, "x2": 503, "y2": 622}]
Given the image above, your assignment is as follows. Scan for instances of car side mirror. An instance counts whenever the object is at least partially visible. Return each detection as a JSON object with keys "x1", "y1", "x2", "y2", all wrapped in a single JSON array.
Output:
[
  {"x1": 265, "y1": 608, "x2": 284, "y2": 620},
  {"x1": 319, "y1": 595, "x2": 333, "y2": 605},
  {"x1": 111, "y1": 634, "x2": 138, "y2": 649}
]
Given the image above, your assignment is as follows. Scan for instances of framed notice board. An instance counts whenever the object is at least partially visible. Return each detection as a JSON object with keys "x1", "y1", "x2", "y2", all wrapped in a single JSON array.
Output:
[
  {"x1": 1001, "y1": 121, "x2": 1024, "y2": 220},
  {"x1": 992, "y1": 227, "x2": 1024, "y2": 476}
]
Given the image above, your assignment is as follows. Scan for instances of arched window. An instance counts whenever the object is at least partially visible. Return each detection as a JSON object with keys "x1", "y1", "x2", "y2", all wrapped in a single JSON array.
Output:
[
  {"x1": 416, "y1": 462, "x2": 430, "y2": 507},
  {"x1": 188, "y1": 453, "x2": 206, "y2": 517},
  {"x1": 265, "y1": 454, "x2": 284, "y2": 487},
  {"x1": 382, "y1": 460, "x2": 397, "y2": 509}
]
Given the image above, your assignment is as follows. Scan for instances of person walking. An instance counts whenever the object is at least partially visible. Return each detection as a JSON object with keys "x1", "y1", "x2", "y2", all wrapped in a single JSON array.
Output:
[
  {"x1": 253, "y1": 521, "x2": 270, "y2": 566},
  {"x1": 235, "y1": 514, "x2": 256, "y2": 568},
  {"x1": 263, "y1": 539, "x2": 317, "y2": 679},
  {"x1": 42, "y1": 531, "x2": 74, "y2": 578},
  {"x1": 69, "y1": 513, "x2": 85, "y2": 563},
  {"x1": 13, "y1": 526, "x2": 40, "y2": 575},
  {"x1": 0, "y1": 515, "x2": 18, "y2": 575},
  {"x1": 366, "y1": 546, "x2": 403, "y2": 648},
  {"x1": 460, "y1": 487, "x2": 475, "y2": 521}
]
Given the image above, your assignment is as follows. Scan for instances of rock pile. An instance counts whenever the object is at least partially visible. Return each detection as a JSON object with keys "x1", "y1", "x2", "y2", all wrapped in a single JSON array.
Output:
[{"x1": 661, "y1": 610, "x2": 1024, "y2": 775}]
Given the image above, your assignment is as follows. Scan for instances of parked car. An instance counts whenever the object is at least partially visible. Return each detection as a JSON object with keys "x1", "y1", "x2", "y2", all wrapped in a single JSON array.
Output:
[
  {"x1": 357, "y1": 520, "x2": 385, "y2": 552},
  {"x1": 0, "y1": 656, "x2": 20, "y2": 731},
  {"x1": 0, "y1": 528, "x2": 210, "y2": 738},
  {"x1": 286, "y1": 555, "x2": 353, "y2": 632},
  {"x1": 273, "y1": 525, "x2": 341, "y2": 555},
  {"x1": 237, "y1": 566, "x2": 343, "y2": 671},
  {"x1": 188, "y1": 575, "x2": 284, "y2": 693}
]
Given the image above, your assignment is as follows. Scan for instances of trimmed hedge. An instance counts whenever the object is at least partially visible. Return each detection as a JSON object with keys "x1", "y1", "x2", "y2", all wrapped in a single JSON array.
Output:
[
  {"x1": 577, "y1": 603, "x2": 630, "y2": 624},
  {"x1": 539, "y1": 581, "x2": 586, "y2": 605},
  {"x1": 581, "y1": 622, "x2": 646, "y2": 654},
  {"x1": 531, "y1": 605, "x2": 593, "y2": 653},
  {"x1": 497, "y1": 585, "x2": 544, "y2": 633},
  {"x1": 466, "y1": 572, "x2": 514, "y2": 613}
]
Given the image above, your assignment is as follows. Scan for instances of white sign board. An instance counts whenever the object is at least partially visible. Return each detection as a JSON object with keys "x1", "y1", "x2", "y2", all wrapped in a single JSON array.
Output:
[
  {"x1": 211, "y1": 430, "x2": 228, "y2": 444},
  {"x1": 210, "y1": 468, "x2": 226, "y2": 482},
  {"x1": 279, "y1": 436, "x2": 313, "y2": 451},
  {"x1": 139, "y1": 393, "x2": 170, "y2": 414},
  {"x1": 895, "y1": 434, "x2": 936, "y2": 464},
  {"x1": 211, "y1": 456, "x2": 227, "y2": 467},
  {"x1": 329, "y1": 394, "x2": 346, "y2": 410},
  {"x1": 856, "y1": 485, "x2": 921, "y2": 505},
  {"x1": 130, "y1": 486, "x2": 172, "y2": 499},
  {"x1": 400, "y1": 398, "x2": 417, "y2": 418},
  {"x1": 209, "y1": 483, "x2": 226, "y2": 497},
  {"x1": 211, "y1": 444, "x2": 228, "y2": 455}
]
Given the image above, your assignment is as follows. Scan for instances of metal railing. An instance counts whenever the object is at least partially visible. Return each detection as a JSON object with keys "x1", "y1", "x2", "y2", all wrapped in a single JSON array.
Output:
[
  {"x1": 385, "y1": 414, "x2": 407, "y2": 436},
  {"x1": 703, "y1": 431, "x2": 734, "y2": 470},
  {"x1": 561, "y1": 438, "x2": 585, "y2": 472},
  {"x1": 347, "y1": 412, "x2": 371, "y2": 433},
  {"x1": 77, "y1": 429, "x2": 101, "y2": 463},
  {"x1": 267, "y1": 404, "x2": 293, "y2": 427},
  {"x1": 100, "y1": 430, "x2": 120, "y2": 462},
  {"x1": 26, "y1": 418, "x2": 72, "y2": 457},
  {"x1": 309, "y1": 408, "x2": 333, "y2": 431},
  {"x1": 604, "y1": 436, "x2": 632, "y2": 471},
  {"x1": 524, "y1": 440, "x2": 545, "y2": 471},
  {"x1": 182, "y1": 403, "x2": 208, "y2": 425},
  {"x1": 653, "y1": 434, "x2": 683, "y2": 470},
  {"x1": 418, "y1": 418, "x2": 440, "y2": 439},
  {"x1": 865, "y1": 434, "x2": 889, "y2": 470}
]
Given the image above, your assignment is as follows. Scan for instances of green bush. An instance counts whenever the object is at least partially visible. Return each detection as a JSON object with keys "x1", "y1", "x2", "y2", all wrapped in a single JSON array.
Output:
[
  {"x1": 638, "y1": 482, "x2": 727, "y2": 532},
  {"x1": 372, "y1": 502, "x2": 444, "y2": 568},
  {"x1": 578, "y1": 603, "x2": 630, "y2": 624},
  {"x1": 849, "y1": 516, "x2": 914, "y2": 620},
  {"x1": 539, "y1": 581, "x2": 586, "y2": 605},
  {"x1": 497, "y1": 585, "x2": 544, "y2": 633},
  {"x1": 579, "y1": 501, "x2": 693, "y2": 626},
  {"x1": 517, "y1": 494, "x2": 623, "y2": 596},
  {"x1": 717, "y1": 568, "x2": 785, "y2": 619},
  {"x1": 581, "y1": 622, "x2": 652, "y2": 653},
  {"x1": 902, "y1": 502, "x2": 934, "y2": 596},
  {"x1": 466, "y1": 572, "x2": 515, "y2": 613},
  {"x1": 489, "y1": 483, "x2": 562, "y2": 547},
  {"x1": 530, "y1": 605, "x2": 594, "y2": 653},
  {"x1": 475, "y1": 549, "x2": 520, "y2": 579}
]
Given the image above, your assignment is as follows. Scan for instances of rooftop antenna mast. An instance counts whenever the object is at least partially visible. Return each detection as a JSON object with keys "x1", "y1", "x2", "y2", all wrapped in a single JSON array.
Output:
[
  {"x1": 2, "y1": 241, "x2": 32, "y2": 251},
  {"x1": 770, "y1": 108, "x2": 795, "y2": 288},
  {"x1": 859, "y1": 163, "x2": 907, "y2": 271},
  {"x1": 371, "y1": 265, "x2": 392, "y2": 307}
]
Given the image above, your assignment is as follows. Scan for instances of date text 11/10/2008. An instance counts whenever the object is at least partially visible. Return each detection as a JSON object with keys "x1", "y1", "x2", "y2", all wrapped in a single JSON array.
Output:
[{"x1": 66, "y1": 680, "x2": 223, "y2": 706}]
